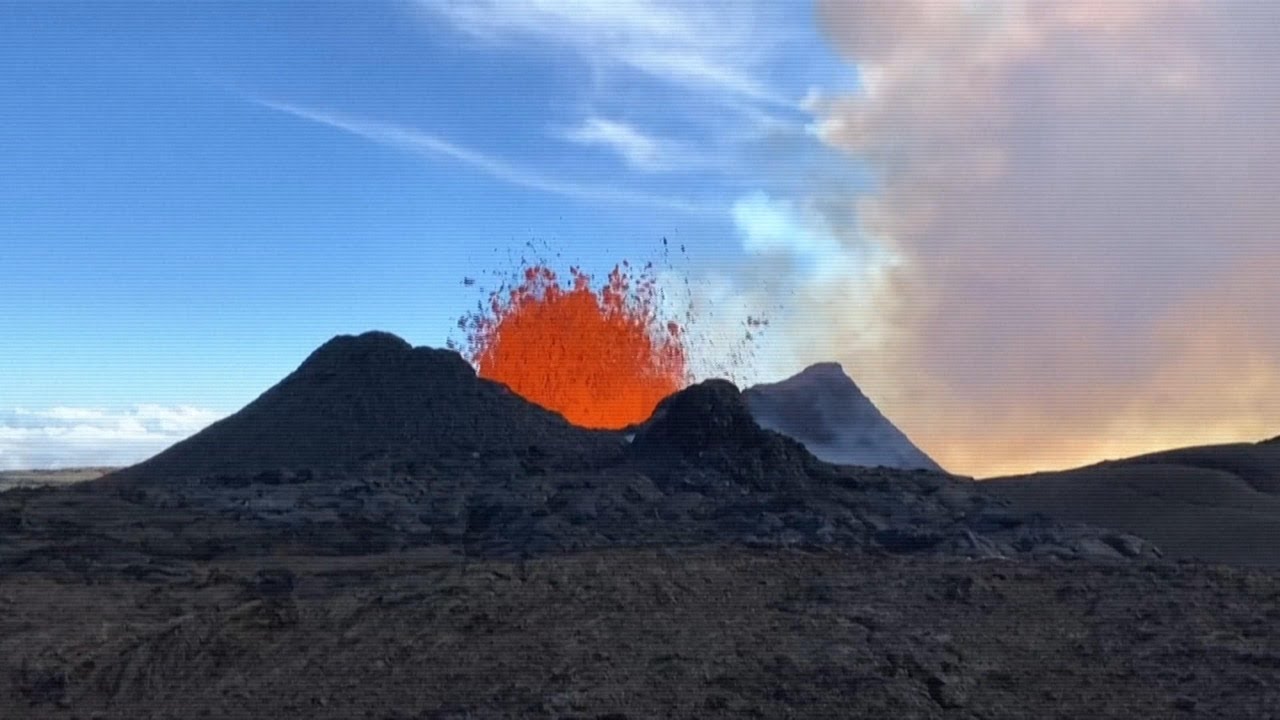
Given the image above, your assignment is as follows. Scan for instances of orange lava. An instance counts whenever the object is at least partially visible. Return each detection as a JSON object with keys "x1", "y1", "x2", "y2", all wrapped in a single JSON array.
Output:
[{"x1": 462, "y1": 262, "x2": 688, "y2": 429}]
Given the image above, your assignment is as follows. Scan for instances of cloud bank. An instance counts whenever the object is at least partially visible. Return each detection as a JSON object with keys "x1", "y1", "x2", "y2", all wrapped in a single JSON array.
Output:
[
  {"x1": 756, "y1": 0, "x2": 1280, "y2": 476},
  {"x1": 0, "y1": 405, "x2": 226, "y2": 470}
]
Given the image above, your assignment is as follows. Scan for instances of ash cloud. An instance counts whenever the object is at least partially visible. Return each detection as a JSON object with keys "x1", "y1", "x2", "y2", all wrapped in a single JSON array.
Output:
[{"x1": 763, "y1": 0, "x2": 1280, "y2": 476}]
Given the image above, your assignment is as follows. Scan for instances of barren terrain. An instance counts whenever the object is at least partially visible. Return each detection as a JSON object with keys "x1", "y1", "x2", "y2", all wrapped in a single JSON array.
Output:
[
  {"x1": 3, "y1": 333, "x2": 1279, "y2": 718},
  {"x1": 989, "y1": 439, "x2": 1280, "y2": 567}
]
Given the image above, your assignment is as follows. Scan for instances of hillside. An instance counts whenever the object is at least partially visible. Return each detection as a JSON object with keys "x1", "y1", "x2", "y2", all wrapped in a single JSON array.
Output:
[
  {"x1": 744, "y1": 363, "x2": 943, "y2": 472},
  {"x1": 987, "y1": 438, "x2": 1280, "y2": 567}
]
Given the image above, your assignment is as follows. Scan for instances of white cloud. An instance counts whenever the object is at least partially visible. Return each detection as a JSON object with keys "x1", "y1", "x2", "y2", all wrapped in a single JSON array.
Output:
[
  {"x1": 733, "y1": 191, "x2": 833, "y2": 257},
  {"x1": 258, "y1": 99, "x2": 713, "y2": 216},
  {"x1": 617, "y1": 47, "x2": 790, "y2": 108},
  {"x1": 424, "y1": 0, "x2": 795, "y2": 109},
  {"x1": 0, "y1": 405, "x2": 226, "y2": 471},
  {"x1": 731, "y1": 191, "x2": 898, "y2": 284},
  {"x1": 405, "y1": 2, "x2": 832, "y2": 198},
  {"x1": 558, "y1": 117, "x2": 676, "y2": 172}
]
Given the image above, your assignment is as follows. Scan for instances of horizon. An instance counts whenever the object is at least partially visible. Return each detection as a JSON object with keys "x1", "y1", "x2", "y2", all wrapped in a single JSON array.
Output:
[{"x1": 5, "y1": 0, "x2": 1280, "y2": 476}]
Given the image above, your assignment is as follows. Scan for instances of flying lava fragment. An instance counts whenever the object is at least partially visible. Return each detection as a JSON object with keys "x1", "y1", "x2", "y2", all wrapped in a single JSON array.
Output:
[{"x1": 460, "y1": 261, "x2": 689, "y2": 429}]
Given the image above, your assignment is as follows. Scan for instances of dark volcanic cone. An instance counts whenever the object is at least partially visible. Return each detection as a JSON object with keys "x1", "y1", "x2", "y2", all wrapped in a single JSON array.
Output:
[
  {"x1": 41, "y1": 332, "x2": 1157, "y2": 570},
  {"x1": 743, "y1": 363, "x2": 943, "y2": 472},
  {"x1": 629, "y1": 379, "x2": 821, "y2": 491},
  {"x1": 106, "y1": 331, "x2": 620, "y2": 485},
  {"x1": 632, "y1": 380, "x2": 769, "y2": 454}
]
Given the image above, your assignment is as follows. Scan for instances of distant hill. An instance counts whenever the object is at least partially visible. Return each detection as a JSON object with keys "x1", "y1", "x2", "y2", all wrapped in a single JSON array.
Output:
[
  {"x1": 986, "y1": 438, "x2": 1280, "y2": 567},
  {"x1": 743, "y1": 363, "x2": 943, "y2": 472}
]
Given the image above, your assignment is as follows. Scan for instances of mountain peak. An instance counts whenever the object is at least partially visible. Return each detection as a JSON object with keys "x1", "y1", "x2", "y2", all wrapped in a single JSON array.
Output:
[
  {"x1": 785, "y1": 362, "x2": 866, "y2": 391},
  {"x1": 743, "y1": 364, "x2": 942, "y2": 472},
  {"x1": 797, "y1": 361, "x2": 848, "y2": 375},
  {"x1": 329, "y1": 330, "x2": 412, "y2": 351},
  {"x1": 107, "y1": 331, "x2": 615, "y2": 484},
  {"x1": 297, "y1": 331, "x2": 415, "y2": 370}
]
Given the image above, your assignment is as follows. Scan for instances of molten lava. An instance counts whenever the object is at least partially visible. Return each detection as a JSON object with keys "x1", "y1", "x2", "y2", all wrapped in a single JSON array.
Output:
[{"x1": 462, "y1": 262, "x2": 688, "y2": 429}]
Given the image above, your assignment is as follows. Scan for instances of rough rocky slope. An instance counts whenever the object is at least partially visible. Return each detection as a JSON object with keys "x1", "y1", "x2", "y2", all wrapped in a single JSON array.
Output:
[
  {"x1": 105, "y1": 331, "x2": 619, "y2": 485},
  {"x1": 744, "y1": 363, "x2": 942, "y2": 472},
  {"x1": 988, "y1": 437, "x2": 1280, "y2": 567}
]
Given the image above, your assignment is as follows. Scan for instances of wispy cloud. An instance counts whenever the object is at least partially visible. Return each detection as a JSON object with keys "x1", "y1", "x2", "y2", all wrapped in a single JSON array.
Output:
[
  {"x1": 416, "y1": 0, "x2": 831, "y2": 203},
  {"x1": 257, "y1": 99, "x2": 713, "y2": 216},
  {"x1": 424, "y1": 0, "x2": 796, "y2": 110},
  {"x1": 0, "y1": 405, "x2": 227, "y2": 470},
  {"x1": 557, "y1": 116, "x2": 683, "y2": 173},
  {"x1": 618, "y1": 47, "x2": 789, "y2": 109}
]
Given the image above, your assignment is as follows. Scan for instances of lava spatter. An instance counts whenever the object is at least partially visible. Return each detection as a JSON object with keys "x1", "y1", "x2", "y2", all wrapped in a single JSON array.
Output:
[{"x1": 461, "y1": 262, "x2": 688, "y2": 429}]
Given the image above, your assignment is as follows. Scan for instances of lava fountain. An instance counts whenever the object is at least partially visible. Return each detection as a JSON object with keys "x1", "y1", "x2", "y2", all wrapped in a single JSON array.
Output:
[{"x1": 460, "y1": 262, "x2": 689, "y2": 429}]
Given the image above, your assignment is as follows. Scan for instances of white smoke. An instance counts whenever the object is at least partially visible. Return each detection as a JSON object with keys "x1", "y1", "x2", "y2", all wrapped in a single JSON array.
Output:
[{"x1": 760, "y1": 0, "x2": 1280, "y2": 475}]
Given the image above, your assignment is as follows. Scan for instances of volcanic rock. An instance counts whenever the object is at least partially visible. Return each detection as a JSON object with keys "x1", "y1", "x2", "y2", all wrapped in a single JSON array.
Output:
[
  {"x1": 628, "y1": 379, "x2": 818, "y2": 491},
  {"x1": 743, "y1": 362, "x2": 943, "y2": 472},
  {"x1": 632, "y1": 379, "x2": 765, "y2": 455},
  {"x1": 17, "y1": 332, "x2": 1148, "y2": 566},
  {"x1": 2, "y1": 332, "x2": 1277, "y2": 718},
  {"x1": 989, "y1": 435, "x2": 1280, "y2": 567},
  {"x1": 106, "y1": 331, "x2": 621, "y2": 485},
  {"x1": 0, "y1": 332, "x2": 1162, "y2": 570}
]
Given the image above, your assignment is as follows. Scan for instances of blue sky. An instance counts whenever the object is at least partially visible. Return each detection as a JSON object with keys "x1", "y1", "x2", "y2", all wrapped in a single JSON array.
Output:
[{"x1": 1, "y1": 1, "x2": 859, "y2": 468}]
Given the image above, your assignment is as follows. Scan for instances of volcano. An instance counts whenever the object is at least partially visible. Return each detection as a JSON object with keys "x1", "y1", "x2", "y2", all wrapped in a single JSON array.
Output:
[
  {"x1": 106, "y1": 331, "x2": 620, "y2": 485},
  {"x1": 743, "y1": 363, "x2": 943, "y2": 472},
  {"x1": 8, "y1": 330, "x2": 1272, "y2": 719},
  {"x1": 86, "y1": 331, "x2": 1151, "y2": 564}
]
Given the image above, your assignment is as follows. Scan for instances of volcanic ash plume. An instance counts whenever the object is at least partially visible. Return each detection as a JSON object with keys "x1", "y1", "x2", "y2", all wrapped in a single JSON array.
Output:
[{"x1": 782, "y1": 0, "x2": 1280, "y2": 476}]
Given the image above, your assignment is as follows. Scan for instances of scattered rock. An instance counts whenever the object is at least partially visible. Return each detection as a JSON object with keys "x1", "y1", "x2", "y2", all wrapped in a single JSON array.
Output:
[{"x1": 927, "y1": 672, "x2": 969, "y2": 709}]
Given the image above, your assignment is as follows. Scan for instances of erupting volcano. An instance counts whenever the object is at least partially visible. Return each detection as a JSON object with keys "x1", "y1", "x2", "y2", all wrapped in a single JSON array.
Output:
[{"x1": 461, "y1": 262, "x2": 688, "y2": 429}]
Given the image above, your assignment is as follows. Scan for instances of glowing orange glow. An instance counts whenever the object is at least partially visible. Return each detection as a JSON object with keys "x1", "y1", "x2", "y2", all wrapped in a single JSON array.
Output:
[{"x1": 463, "y1": 262, "x2": 688, "y2": 429}]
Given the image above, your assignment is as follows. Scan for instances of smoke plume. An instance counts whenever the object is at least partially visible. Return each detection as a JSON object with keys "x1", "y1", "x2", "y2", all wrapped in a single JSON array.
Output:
[{"x1": 771, "y1": 0, "x2": 1280, "y2": 476}]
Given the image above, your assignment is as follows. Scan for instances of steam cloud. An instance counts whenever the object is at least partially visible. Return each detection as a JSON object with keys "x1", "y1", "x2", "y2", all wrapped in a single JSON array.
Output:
[{"x1": 759, "y1": 0, "x2": 1280, "y2": 476}]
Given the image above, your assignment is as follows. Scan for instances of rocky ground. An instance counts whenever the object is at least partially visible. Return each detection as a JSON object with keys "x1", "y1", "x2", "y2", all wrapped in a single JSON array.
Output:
[
  {"x1": 3, "y1": 332, "x2": 1279, "y2": 717},
  {"x1": 989, "y1": 437, "x2": 1280, "y2": 567},
  {"x1": 3, "y1": 546, "x2": 1280, "y2": 719}
]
